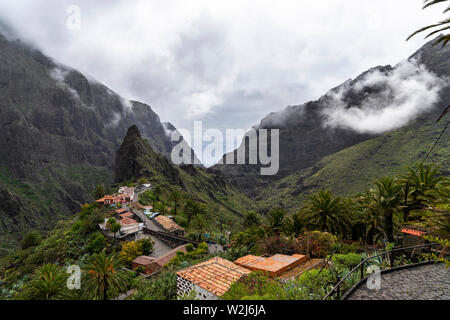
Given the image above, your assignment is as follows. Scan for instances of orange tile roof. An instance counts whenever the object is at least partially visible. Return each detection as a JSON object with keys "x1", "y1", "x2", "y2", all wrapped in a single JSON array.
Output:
[
  {"x1": 120, "y1": 218, "x2": 138, "y2": 226},
  {"x1": 155, "y1": 245, "x2": 188, "y2": 267},
  {"x1": 133, "y1": 256, "x2": 155, "y2": 265},
  {"x1": 177, "y1": 257, "x2": 251, "y2": 296},
  {"x1": 154, "y1": 215, "x2": 184, "y2": 232},
  {"x1": 234, "y1": 254, "x2": 308, "y2": 278},
  {"x1": 115, "y1": 208, "x2": 128, "y2": 214},
  {"x1": 401, "y1": 228, "x2": 426, "y2": 237},
  {"x1": 119, "y1": 212, "x2": 133, "y2": 218}
]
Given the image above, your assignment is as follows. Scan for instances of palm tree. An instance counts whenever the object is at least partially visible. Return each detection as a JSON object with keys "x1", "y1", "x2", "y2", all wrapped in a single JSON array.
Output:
[
  {"x1": 107, "y1": 218, "x2": 121, "y2": 242},
  {"x1": 400, "y1": 163, "x2": 444, "y2": 222},
  {"x1": 184, "y1": 200, "x2": 207, "y2": 224},
  {"x1": 18, "y1": 264, "x2": 69, "y2": 300},
  {"x1": 370, "y1": 177, "x2": 402, "y2": 243},
  {"x1": 265, "y1": 208, "x2": 286, "y2": 235},
  {"x1": 284, "y1": 212, "x2": 304, "y2": 237},
  {"x1": 169, "y1": 190, "x2": 181, "y2": 215},
  {"x1": 191, "y1": 215, "x2": 208, "y2": 242},
  {"x1": 354, "y1": 193, "x2": 384, "y2": 245},
  {"x1": 407, "y1": 0, "x2": 450, "y2": 47},
  {"x1": 83, "y1": 250, "x2": 126, "y2": 300},
  {"x1": 302, "y1": 190, "x2": 350, "y2": 238},
  {"x1": 154, "y1": 185, "x2": 162, "y2": 201},
  {"x1": 244, "y1": 210, "x2": 260, "y2": 228}
]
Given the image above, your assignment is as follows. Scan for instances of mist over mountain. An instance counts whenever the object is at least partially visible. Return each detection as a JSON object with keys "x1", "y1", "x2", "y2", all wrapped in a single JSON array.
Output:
[{"x1": 213, "y1": 37, "x2": 450, "y2": 199}]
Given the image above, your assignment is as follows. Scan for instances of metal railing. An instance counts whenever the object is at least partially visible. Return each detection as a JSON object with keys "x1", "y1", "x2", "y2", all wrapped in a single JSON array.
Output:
[{"x1": 323, "y1": 242, "x2": 441, "y2": 300}]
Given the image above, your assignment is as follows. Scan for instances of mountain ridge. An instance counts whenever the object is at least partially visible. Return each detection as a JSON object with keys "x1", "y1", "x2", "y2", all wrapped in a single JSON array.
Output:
[
  {"x1": 0, "y1": 31, "x2": 195, "y2": 250},
  {"x1": 213, "y1": 38, "x2": 450, "y2": 206}
]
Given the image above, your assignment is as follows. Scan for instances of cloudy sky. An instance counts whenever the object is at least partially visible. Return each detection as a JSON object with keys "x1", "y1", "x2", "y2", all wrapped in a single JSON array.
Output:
[{"x1": 0, "y1": 0, "x2": 444, "y2": 163}]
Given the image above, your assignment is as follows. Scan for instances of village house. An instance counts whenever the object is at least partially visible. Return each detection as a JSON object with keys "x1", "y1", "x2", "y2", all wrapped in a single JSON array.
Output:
[
  {"x1": 115, "y1": 207, "x2": 134, "y2": 219},
  {"x1": 119, "y1": 212, "x2": 134, "y2": 219},
  {"x1": 96, "y1": 194, "x2": 126, "y2": 206},
  {"x1": 401, "y1": 226, "x2": 427, "y2": 247},
  {"x1": 133, "y1": 244, "x2": 188, "y2": 275},
  {"x1": 176, "y1": 257, "x2": 251, "y2": 300},
  {"x1": 234, "y1": 254, "x2": 308, "y2": 278},
  {"x1": 99, "y1": 216, "x2": 144, "y2": 239},
  {"x1": 153, "y1": 215, "x2": 185, "y2": 236},
  {"x1": 118, "y1": 186, "x2": 135, "y2": 202}
]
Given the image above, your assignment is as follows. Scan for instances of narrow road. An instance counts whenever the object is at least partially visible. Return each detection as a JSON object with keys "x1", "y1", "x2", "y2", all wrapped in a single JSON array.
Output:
[{"x1": 129, "y1": 187, "x2": 172, "y2": 257}]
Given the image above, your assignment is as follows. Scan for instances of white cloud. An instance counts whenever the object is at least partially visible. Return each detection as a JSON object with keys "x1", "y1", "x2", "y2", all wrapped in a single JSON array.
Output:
[
  {"x1": 321, "y1": 60, "x2": 446, "y2": 134},
  {"x1": 0, "y1": 0, "x2": 445, "y2": 157}
]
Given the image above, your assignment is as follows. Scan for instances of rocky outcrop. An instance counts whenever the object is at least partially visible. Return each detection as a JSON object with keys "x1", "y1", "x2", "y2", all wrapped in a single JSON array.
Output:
[
  {"x1": 115, "y1": 125, "x2": 182, "y2": 186},
  {"x1": 0, "y1": 32, "x2": 192, "y2": 246}
]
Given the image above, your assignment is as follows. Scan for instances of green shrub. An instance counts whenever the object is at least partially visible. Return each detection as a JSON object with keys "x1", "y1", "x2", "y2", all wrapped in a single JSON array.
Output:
[
  {"x1": 21, "y1": 231, "x2": 42, "y2": 249},
  {"x1": 335, "y1": 242, "x2": 361, "y2": 254},
  {"x1": 197, "y1": 242, "x2": 208, "y2": 252},
  {"x1": 133, "y1": 272, "x2": 177, "y2": 300},
  {"x1": 136, "y1": 238, "x2": 154, "y2": 255},
  {"x1": 86, "y1": 233, "x2": 106, "y2": 254},
  {"x1": 332, "y1": 253, "x2": 362, "y2": 270},
  {"x1": 185, "y1": 243, "x2": 194, "y2": 252},
  {"x1": 304, "y1": 231, "x2": 337, "y2": 257}
]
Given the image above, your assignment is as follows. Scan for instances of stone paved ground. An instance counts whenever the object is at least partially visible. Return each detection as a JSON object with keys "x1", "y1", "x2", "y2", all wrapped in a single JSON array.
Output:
[
  {"x1": 347, "y1": 263, "x2": 450, "y2": 300},
  {"x1": 139, "y1": 233, "x2": 172, "y2": 258}
]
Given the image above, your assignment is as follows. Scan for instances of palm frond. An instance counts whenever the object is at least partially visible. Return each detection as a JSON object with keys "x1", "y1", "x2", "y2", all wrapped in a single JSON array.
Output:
[
  {"x1": 406, "y1": 20, "x2": 450, "y2": 41},
  {"x1": 423, "y1": 0, "x2": 449, "y2": 10},
  {"x1": 434, "y1": 34, "x2": 450, "y2": 46},
  {"x1": 425, "y1": 25, "x2": 450, "y2": 38},
  {"x1": 436, "y1": 105, "x2": 450, "y2": 123}
]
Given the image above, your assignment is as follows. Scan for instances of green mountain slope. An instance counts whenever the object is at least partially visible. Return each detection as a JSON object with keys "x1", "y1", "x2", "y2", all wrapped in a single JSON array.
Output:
[
  {"x1": 0, "y1": 31, "x2": 195, "y2": 252},
  {"x1": 256, "y1": 115, "x2": 450, "y2": 212},
  {"x1": 115, "y1": 125, "x2": 257, "y2": 224}
]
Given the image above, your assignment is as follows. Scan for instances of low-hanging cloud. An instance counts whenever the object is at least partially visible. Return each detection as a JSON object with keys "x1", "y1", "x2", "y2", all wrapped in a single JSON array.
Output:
[
  {"x1": 0, "y1": 0, "x2": 445, "y2": 158},
  {"x1": 321, "y1": 59, "x2": 447, "y2": 134}
]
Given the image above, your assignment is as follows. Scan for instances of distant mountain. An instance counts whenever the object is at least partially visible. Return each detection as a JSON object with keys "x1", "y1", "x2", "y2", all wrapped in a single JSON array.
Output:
[
  {"x1": 115, "y1": 124, "x2": 182, "y2": 185},
  {"x1": 115, "y1": 124, "x2": 256, "y2": 223},
  {"x1": 213, "y1": 38, "x2": 450, "y2": 210},
  {"x1": 0, "y1": 32, "x2": 195, "y2": 250}
]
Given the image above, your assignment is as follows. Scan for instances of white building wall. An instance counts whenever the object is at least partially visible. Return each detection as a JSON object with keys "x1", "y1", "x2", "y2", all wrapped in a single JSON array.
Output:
[{"x1": 177, "y1": 276, "x2": 219, "y2": 300}]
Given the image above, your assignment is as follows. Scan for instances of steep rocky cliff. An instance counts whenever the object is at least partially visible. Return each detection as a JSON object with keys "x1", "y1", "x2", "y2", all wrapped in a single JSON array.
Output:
[
  {"x1": 0, "y1": 32, "x2": 191, "y2": 249},
  {"x1": 115, "y1": 125, "x2": 182, "y2": 186}
]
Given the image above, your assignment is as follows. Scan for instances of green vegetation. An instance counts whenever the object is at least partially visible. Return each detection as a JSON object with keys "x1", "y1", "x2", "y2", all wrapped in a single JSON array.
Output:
[
  {"x1": 0, "y1": 161, "x2": 448, "y2": 301},
  {"x1": 256, "y1": 117, "x2": 450, "y2": 213}
]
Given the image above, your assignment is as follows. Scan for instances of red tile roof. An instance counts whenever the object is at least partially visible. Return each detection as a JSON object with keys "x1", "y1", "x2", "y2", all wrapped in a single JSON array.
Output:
[
  {"x1": 120, "y1": 218, "x2": 138, "y2": 226},
  {"x1": 154, "y1": 215, "x2": 184, "y2": 232},
  {"x1": 119, "y1": 212, "x2": 133, "y2": 218},
  {"x1": 401, "y1": 228, "x2": 426, "y2": 237},
  {"x1": 155, "y1": 245, "x2": 188, "y2": 267},
  {"x1": 115, "y1": 208, "x2": 128, "y2": 214},
  {"x1": 133, "y1": 256, "x2": 155, "y2": 265},
  {"x1": 234, "y1": 254, "x2": 308, "y2": 278},
  {"x1": 177, "y1": 257, "x2": 251, "y2": 296}
]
